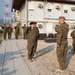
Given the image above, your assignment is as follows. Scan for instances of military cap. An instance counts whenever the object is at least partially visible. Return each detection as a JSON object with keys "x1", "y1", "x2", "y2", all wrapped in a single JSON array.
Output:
[
  {"x1": 59, "y1": 16, "x2": 65, "y2": 20},
  {"x1": 30, "y1": 22, "x2": 37, "y2": 25}
]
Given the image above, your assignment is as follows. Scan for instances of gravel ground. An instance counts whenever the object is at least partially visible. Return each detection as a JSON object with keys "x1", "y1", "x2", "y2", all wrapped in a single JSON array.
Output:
[{"x1": 16, "y1": 39, "x2": 75, "y2": 75}]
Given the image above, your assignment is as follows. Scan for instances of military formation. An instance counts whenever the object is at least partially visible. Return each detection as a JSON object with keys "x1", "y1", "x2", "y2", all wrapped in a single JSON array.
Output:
[
  {"x1": 2, "y1": 24, "x2": 13, "y2": 40},
  {"x1": 1, "y1": 16, "x2": 75, "y2": 72}
]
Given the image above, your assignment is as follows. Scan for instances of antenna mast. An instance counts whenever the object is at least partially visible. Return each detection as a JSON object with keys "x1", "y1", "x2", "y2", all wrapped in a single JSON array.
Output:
[{"x1": 4, "y1": 0, "x2": 11, "y2": 24}]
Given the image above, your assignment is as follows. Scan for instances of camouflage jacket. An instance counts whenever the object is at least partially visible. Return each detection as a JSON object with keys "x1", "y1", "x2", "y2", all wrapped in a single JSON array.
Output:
[
  {"x1": 71, "y1": 30, "x2": 75, "y2": 38},
  {"x1": 27, "y1": 27, "x2": 39, "y2": 43},
  {"x1": 22, "y1": 26, "x2": 27, "y2": 33},
  {"x1": 57, "y1": 22, "x2": 69, "y2": 45},
  {"x1": 14, "y1": 26, "x2": 20, "y2": 35},
  {"x1": 7, "y1": 27, "x2": 13, "y2": 34},
  {"x1": 2, "y1": 26, "x2": 7, "y2": 33}
]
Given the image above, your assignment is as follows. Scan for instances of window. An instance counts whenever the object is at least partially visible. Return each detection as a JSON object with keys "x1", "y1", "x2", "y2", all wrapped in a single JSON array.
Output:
[
  {"x1": 29, "y1": 9, "x2": 34, "y2": 11},
  {"x1": 64, "y1": 10, "x2": 68, "y2": 13},
  {"x1": 48, "y1": 9, "x2": 52, "y2": 12}
]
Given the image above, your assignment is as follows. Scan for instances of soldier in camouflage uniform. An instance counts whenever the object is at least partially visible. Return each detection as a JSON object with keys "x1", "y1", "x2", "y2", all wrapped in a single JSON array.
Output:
[
  {"x1": 14, "y1": 25, "x2": 20, "y2": 39},
  {"x1": 2, "y1": 24, "x2": 8, "y2": 40},
  {"x1": 27, "y1": 22, "x2": 39, "y2": 62},
  {"x1": 33, "y1": 26, "x2": 39, "y2": 55},
  {"x1": 7, "y1": 24, "x2": 13, "y2": 40},
  {"x1": 71, "y1": 27, "x2": 75, "y2": 55},
  {"x1": 55, "y1": 16, "x2": 69, "y2": 72},
  {"x1": 22, "y1": 24, "x2": 27, "y2": 39}
]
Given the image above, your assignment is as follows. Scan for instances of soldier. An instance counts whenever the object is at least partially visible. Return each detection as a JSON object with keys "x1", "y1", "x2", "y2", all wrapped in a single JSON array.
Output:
[
  {"x1": 33, "y1": 24, "x2": 39, "y2": 55},
  {"x1": 71, "y1": 27, "x2": 75, "y2": 55},
  {"x1": 2, "y1": 24, "x2": 8, "y2": 40},
  {"x1": 27, "y1": 22, "x2": 39, "y2": 62},
  {"x1": 55, "y1": 16, "x2": 69, "y2": 72},
  {"x1": 7, "y1": 24, "x2": 13, "y2": 40},
  {"x1": 22, "y1": 24, "x2": 27, "y2": 39},
  {"x1": 14, "y1": 25, "x2": 20, "y2": 39}
]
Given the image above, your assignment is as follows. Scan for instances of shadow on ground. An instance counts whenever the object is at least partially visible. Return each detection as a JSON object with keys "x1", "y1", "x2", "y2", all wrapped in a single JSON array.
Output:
[
  {"x1": 0, "y1": 51, "x2": 20, "y2": 75},
  {"x1": 34, "y1": 45, "x2": 55, "y2": 59},
  {"x1": 66, "y1": 45, "x2": 73, "y2": 68}
]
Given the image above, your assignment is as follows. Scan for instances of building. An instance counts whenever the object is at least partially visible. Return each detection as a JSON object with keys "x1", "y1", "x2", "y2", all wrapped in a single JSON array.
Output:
[{"x1": 12, "y1": 0, "x2": 75, "y2": 38}]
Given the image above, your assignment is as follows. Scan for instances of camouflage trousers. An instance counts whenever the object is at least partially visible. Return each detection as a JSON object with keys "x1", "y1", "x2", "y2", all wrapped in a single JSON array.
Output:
[
  {"x1": 23, "y1": 33, "x2": 26, "y2": 39},
  {"x1": 3, "y1": 33, "x2": 7, "y2": 40},
  {"x1": 27, "y1": 42, "x2": 37, "y2": 59},
  {"x1": 8, "y1": 33, "x2": 12, "y2": 39},
  {"x1": 15, "y1": 33, "x2": 19, "y2": 39},
  {"x1": 56, "y1": 43, "x2": 68, "y2": 70}
]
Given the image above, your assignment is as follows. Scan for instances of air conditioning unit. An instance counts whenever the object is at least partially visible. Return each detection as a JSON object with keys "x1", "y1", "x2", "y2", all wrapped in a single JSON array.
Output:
[
  {"x1": 70, "y1": 25, "x2": 75, "y2": 29},
  {"x1": 71, "y1": 7, "x2": 75, "y2": 11},
  {"x1": 38, "y1": 4, "x2": 44, "y2": 9},
  {"x1": 55, "y1": 5, "x2": 60, "y2": 10},
  {"x1": 38, "y1": 24, "x2": 43, "y2": 28}
]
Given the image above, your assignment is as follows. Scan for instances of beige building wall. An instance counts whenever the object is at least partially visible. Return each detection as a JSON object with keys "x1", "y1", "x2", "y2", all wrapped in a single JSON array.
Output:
[
  {"x1": 20, "y1": 2, "x2": 26, "y2": 26},
  {"x1": 14, "y1": 1, "x2": 75, "y2": 38}
]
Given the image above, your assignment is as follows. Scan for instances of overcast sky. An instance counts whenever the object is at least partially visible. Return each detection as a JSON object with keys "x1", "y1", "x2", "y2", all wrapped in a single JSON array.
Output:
[{"x1": 0, "y1": 0, "x2": 12, "y2": 19}]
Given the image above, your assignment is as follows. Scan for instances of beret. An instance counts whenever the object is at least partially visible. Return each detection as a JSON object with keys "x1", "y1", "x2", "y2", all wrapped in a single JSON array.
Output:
[{"x1": 30, "y1": 22, "x2": 37, "y2": 25}]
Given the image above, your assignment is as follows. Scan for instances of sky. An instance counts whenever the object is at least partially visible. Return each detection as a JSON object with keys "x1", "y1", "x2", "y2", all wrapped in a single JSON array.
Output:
[{"x1": 0, "y1": 0, "x2": 12, "y2": 19}]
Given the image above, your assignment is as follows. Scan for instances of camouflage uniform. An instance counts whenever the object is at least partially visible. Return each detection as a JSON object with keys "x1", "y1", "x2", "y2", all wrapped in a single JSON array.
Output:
[
  {"x1": 27, "y1": 27, "x2": 39, "y2": 60},
  {"x1": 71, "y1": 29, "x2": 75, "y2": 55},
  {"x1": 7, "y1": 26, "x2": 13, "y2": 39},
  {"x1": 22, "y1": 26, "x2": 27, "y2": 39},
  {"x1": 56, "y1": 22, "x2": 69, "y2": 70},
  {"x1": 14, "y1": 26, "x2": 20, "y2": 39},
  {"x1": 2, "y1": 25, "x2": 7, "y2": 40}
]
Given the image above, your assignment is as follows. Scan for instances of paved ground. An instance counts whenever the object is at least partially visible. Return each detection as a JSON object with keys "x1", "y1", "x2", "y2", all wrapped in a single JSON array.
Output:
[
  {"x1": 0, "y1": 38, "x2": 75, "y2": 75},
  {"x1": 0, "y1": 39, "x2": 31, "y2": 75},
  {"x1": 16, "y1": 39, "x2": 75, "y2": 75}
]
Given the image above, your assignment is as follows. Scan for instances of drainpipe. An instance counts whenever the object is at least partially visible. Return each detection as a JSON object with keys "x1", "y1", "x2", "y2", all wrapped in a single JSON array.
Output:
[{"x1": 26, "y1": 0, "x2": 28, "y2": 27}]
